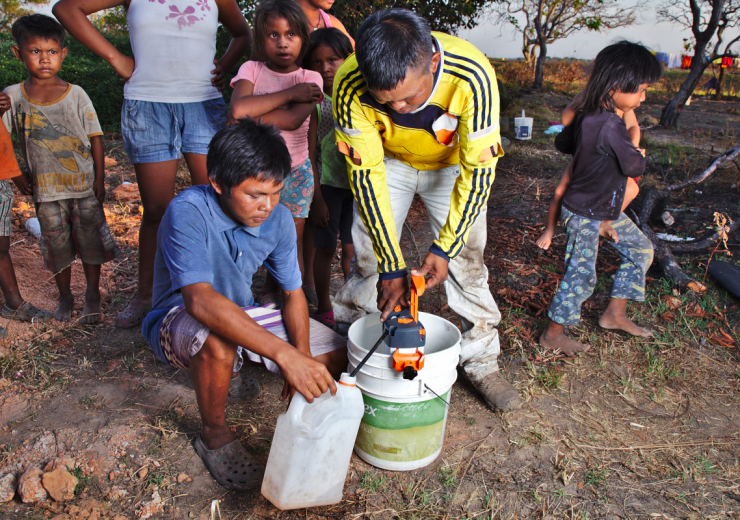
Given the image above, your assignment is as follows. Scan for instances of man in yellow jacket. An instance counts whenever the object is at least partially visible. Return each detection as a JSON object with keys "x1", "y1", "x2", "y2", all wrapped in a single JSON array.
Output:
[{"x1": 332, "y1": 8, "x2": 520, "y2": 411}]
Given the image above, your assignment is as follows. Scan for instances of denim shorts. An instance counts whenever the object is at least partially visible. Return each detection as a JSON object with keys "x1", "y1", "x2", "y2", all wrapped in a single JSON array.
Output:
[{"x1": 121, "y1": 98, "x2": 228, "y2": 164}]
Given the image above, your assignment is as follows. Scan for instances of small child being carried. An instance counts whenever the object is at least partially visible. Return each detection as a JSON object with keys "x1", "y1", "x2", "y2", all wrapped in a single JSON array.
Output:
[
  {"x1": 537, "y1": 41, "x2": 662, "y2": 357},
  {"x1": 537, "y1": 92, "x2": 643, "y2": 250},
  {"x1": 1, "y1": 14, "x2": 121, "y2": 324}
]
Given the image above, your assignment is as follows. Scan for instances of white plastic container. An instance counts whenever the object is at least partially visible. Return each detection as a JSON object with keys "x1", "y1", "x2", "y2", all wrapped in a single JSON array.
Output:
[
  {"x1": 347, "y1": 312, "x2": 461, "y2": 471},
  {"x1": 514, "y1": 110, "x2": 534, "y2": 140},
  {"x1": 25, "y1": 218, "x2": 41, "y2": 240},
  {"x1": 261, "y1": 373, "x2": 364, "y2": 510}
]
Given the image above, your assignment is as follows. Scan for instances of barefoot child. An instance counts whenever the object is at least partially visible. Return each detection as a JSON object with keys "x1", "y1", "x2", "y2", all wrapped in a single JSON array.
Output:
[
  {"x1": 230, "y1": 0, "x2": 323, "y2": 308},
  {"x1": 538, "y1": 41, "x2": 661, "y2": 357},
  {"x1": 1, "y1": 15, "x2": 120, "y2": 324},
  {"x1": 537, "y1": 97, "x2": 641, "y2": 250},
  {"x1": 304, "y1": 28, "x2": 354, "y2": 328}
]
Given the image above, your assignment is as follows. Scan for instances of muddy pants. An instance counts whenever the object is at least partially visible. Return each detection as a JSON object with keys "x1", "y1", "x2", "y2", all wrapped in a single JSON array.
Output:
[
  {"x1": 548, "y1": 208, "x2": 654, "y2": 326},
  {"x1": 332, "y1": 157, "x2": 502, "y2": 381}
]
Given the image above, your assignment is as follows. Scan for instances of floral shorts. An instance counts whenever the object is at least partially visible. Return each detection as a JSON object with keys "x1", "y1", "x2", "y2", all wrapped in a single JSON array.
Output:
[{"x1": 280, "y1": 158, "x2": 314, "y2": 218}]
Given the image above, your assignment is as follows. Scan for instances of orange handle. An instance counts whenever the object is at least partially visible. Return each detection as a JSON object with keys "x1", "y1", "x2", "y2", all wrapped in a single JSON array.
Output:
[
  {"x1": 411, "y1": 273, "x2": 425, "y2": 296},
  {"x1": 410, "y1": 272, "x2": 425, "y2": 323}
]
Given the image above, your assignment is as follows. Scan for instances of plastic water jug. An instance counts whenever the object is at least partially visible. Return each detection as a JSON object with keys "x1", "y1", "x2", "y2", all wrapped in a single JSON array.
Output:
[
  {"x1": 514, "y1": 110, "x2": 534, "y2": 140},
  {"x1": 261, "y1": 373, "x2": 364, "y2": 510}
]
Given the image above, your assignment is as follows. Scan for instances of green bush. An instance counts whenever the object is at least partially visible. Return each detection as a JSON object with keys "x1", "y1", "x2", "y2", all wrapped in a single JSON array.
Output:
[{"x1": 0, "y1": 33, "x2": 132, "y2": 132}]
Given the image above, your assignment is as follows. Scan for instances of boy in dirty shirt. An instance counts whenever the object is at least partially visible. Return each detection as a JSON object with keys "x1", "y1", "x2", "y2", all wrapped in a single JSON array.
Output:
[{"x1": 1, "y1": 14, "x2": 120, "y2": 324}]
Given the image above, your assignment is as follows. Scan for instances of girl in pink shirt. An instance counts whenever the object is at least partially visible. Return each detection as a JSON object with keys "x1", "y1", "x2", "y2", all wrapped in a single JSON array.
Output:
[{"x1": 230, "y1": 0, "x2": 323, "y2": 306}]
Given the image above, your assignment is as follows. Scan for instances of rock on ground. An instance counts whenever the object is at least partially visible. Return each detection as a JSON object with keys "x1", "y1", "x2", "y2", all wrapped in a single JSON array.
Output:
[
  {"x1": 136, "y1": 490, "x2": 164, "y2": 519},
  {"x1": 18, "y1": 467, "x2": 48, "y2": 503},
  {"x1": 0, "y1": 473, "x2": 16, "y2": 503},
  {"x1": 44, "y1": 457, "x2": 76, "y2": 473},
  {"x1": 42, "y1": 466, "x2": 79, "y2": 502}
]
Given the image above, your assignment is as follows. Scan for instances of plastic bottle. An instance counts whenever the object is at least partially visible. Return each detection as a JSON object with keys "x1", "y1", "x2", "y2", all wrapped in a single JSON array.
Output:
[
  {"x1": 25, "y1": 218, "x2": 41, "y2": 240},
  {"x1": 261, "y1": 373, "x2": 364, "y2": 510}
]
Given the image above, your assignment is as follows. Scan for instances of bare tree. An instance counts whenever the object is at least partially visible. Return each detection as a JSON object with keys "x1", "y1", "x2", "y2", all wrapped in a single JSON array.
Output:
[
  {"x1": 493, "y1": 0, "x2": 642, "y2": 89},
  {"x1": 657, "y1": 0, "x2": 740, "y2": 127}
]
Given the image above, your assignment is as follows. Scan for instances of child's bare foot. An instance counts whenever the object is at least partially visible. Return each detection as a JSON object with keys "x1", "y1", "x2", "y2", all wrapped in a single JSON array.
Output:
[
  {"x1": 536, "y1": 229, "x2": 554, "y2": 250},
  {"x1": 80, "y1": 289, "x2": 103, "y2": 324},
  {"x1": 53, "y1": 294, "x2": 74, "y2": 322},
  {"x1": 599, "y1": 221, "x2": 619, "y2": 243},
  {"x1": 539, "y1": 329, "x2": 590, "y2": 357},
  {"x1": 599, "y1": 312, "x2": 652, "y2": 337}
]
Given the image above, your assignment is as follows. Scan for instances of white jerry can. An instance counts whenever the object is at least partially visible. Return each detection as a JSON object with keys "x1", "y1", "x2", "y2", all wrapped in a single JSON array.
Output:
[{"x1": 261, "y1": 373, "x2": 364, "y2": 510}]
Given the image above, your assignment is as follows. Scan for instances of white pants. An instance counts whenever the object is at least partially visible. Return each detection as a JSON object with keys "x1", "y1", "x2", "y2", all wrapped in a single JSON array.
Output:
[{"x1": 333, "y1": 157, "x2": 502, "y2": 380}]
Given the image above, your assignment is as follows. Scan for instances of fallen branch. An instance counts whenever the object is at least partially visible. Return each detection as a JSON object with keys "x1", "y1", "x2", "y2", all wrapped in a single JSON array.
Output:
[
  {"x1": 638, "y1": 146, "x2": 740, "y2": 291},
  {"x1": 670, "y1": 219, "x2": 740, "y2": 253}
]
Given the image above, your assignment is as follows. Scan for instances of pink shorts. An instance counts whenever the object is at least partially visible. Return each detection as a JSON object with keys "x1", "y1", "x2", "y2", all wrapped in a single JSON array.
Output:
[{"x1": 158, "y1": 305, "x2": 345, "y2": 373}]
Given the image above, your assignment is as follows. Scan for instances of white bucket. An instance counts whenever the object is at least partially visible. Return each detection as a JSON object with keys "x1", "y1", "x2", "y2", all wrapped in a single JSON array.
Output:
[
  {"x1": 514, "y1": 110, "x2": 533, "y2": 140},
  {"x1": 347, "y1": 312, "x2": 461, "y2": 471}
]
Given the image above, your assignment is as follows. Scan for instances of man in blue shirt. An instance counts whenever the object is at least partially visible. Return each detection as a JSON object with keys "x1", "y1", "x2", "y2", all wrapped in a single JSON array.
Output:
[{"x1": 141, "y1": 119, "x2": 346, "y2": 491}]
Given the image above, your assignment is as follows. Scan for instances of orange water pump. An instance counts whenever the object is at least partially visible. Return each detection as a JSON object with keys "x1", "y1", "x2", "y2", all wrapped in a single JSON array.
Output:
[{"x1": 385, "y1": 273, "x2": 426, "y2": 380}]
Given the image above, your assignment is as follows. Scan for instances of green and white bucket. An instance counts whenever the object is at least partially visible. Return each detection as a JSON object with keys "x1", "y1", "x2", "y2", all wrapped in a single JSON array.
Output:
[{"x1": 348, "y1": 312, "x2": 461, "y2": 471}]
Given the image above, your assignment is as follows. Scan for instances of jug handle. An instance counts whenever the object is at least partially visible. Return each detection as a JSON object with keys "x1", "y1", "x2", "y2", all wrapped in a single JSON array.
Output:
[
  {"x1": 287, "y1": 392, "x2": 310, "y2": 427},
  {"x1": 288, "y1": 391, "x2": 351, "y2": 439}
]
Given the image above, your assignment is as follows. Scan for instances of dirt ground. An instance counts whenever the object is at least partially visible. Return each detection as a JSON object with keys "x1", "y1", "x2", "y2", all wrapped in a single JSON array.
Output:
[{"x1": 1, "y1": 90, "x2": 740, "y2": 520}]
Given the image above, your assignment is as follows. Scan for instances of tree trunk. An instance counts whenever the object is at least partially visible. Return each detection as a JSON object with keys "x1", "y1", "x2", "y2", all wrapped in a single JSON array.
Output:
[
  {"x1": 533, "y1": 42, "x2": 546, "y2": 90},
  {"x1": 715, "y1": 65, "x2": 725, "y2": 100},
  {"x1": 660, "y1": 40, "x2": 710, "y2": 127}
]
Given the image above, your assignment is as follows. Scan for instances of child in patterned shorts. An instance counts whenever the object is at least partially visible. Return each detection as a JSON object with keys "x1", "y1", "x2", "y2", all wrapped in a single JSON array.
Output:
[
  {"x1": 230, "y1": 0, "x2": 323, "y2": 308},
  {"x1": 1, "y1": 15, "x2": 120, "y2": 324},
  {"x1": 538, "y1": 41, "x2": 662, "y2": 357}
]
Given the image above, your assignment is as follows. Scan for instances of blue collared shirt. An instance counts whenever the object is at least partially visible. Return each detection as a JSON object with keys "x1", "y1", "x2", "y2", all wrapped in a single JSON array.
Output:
[{"x1": 141, "y1": 185, "x2": 302, "y2": 362}]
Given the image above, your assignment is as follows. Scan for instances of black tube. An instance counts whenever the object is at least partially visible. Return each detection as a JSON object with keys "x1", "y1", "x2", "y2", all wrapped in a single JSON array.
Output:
[{"x1": 350, "y1": 330, "x2": 389, "y2": 377}]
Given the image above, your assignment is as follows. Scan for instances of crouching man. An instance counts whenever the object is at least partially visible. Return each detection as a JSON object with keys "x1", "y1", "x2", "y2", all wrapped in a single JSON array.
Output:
[{"x1": 141, "y1": 119, "x2": 347, "y2": 490}]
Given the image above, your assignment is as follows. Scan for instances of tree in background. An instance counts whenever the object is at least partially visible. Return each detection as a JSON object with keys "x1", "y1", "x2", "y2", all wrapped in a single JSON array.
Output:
[
  {"x1": 91, "y1": 6, "x2": 127, "y2": 35},
  {"x1": 658, "y1": 0, "x2": 740, "y2": 127},
  {"x1": 494, "y1": 0, "x2": 642, "y2": 90},
  {"x1": 332, "y1": 0, "x2": 489, "y2": 37},
  {"x1": 1, "y1": 0, "x2": 49, "y2": 32}
]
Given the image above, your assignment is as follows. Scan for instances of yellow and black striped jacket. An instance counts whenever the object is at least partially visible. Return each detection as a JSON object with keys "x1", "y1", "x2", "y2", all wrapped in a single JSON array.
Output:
[{"x1": 333, "y1": 32, "x2": 503, "y2": 279}]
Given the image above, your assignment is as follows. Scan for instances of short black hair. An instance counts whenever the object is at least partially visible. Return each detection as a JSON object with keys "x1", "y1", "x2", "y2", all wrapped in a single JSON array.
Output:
[
  {"x1": 207, "y1": 119, "x2": 291, "y2": 194},
  {"x1": 253, "y1": 0, "x2": 311, "y2": 63},
  {"x1": 304, "y1": 27, "x2": 354, "y2": 69},
  {"x1": 12, "y1": 14, "x2": 66, "y2": 48},
  {"x1": 574, "y1": 41, "x2": 662, "y2": 114},
  {"x1": 355, "y1": 8, "x2": 433, "y2": 91}
]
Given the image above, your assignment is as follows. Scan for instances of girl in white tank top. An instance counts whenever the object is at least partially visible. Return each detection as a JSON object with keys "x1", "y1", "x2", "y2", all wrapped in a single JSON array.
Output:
[{"x1": 53, "y1": 0, "x2": 252, "y2": 329}]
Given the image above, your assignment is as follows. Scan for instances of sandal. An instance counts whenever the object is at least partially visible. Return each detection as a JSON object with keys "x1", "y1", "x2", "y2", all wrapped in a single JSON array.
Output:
[
  {"x1": 302, "y1": 284, "x2": 319, "y2": 307},
  {"x1": 313, "y1": 310, "x2": 335, "y2": 329},
  {"x1": 115, "y1": 299, "x2": 151, "y2": 329},
  {"x1": 0, "y1": 326, "x2": 7, "y2": 339},
  {"x1": 192, "y1": 434, "x2": 264, "y2": 490},
  {"x1": 228, "y1": 374, "x2": 260, "y2": 401},
  {"x1": 1, "y1": 302, "x2": 52, "y2": 323},
  {"x1": 256, "y1": 292, "x2": 282, "y2": 310}
]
